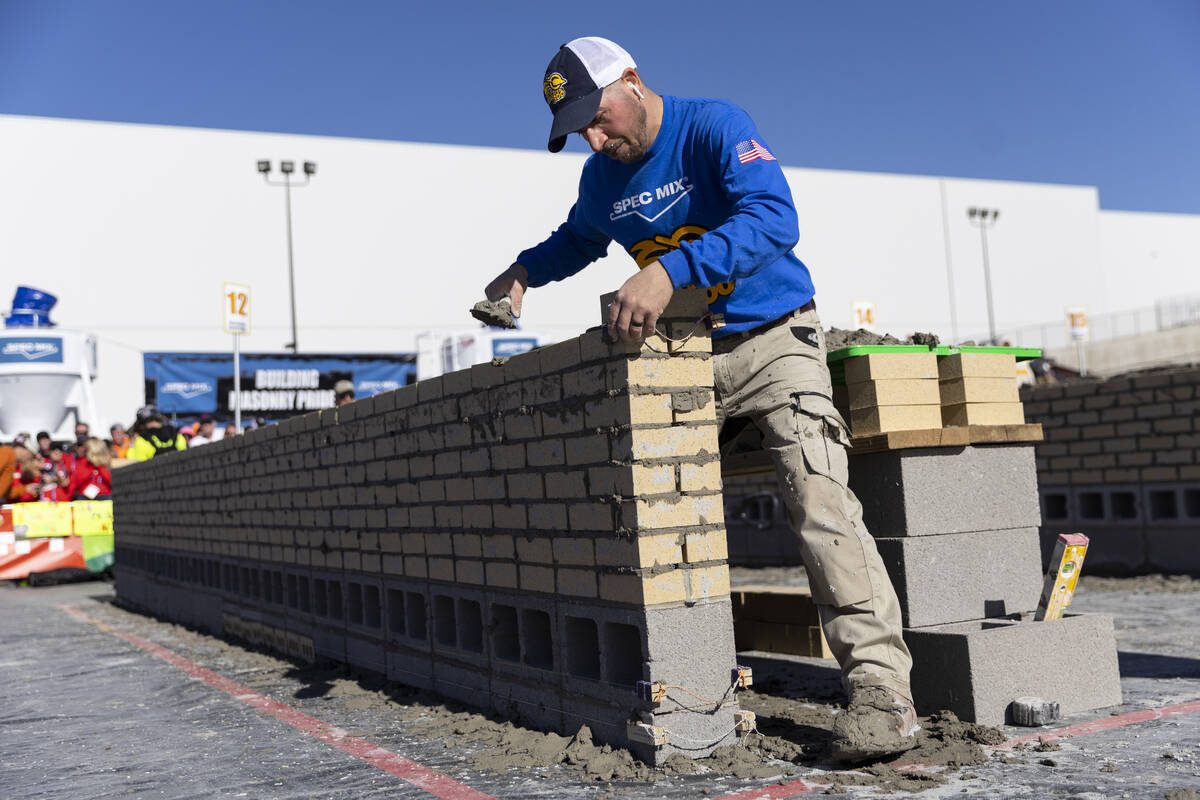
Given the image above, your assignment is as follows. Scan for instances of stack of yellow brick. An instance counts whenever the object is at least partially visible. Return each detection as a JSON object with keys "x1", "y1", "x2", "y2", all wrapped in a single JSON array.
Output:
[
  {"x1": 939, "y1": 352, "x2": 1025, "y2": 426},
  {"x1": 835, "y1": 351, "x2": 942, "y2": 435}
]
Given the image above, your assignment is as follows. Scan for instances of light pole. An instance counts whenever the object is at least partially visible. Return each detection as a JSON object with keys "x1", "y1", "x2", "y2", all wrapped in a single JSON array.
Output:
[
  {"x1": 967, "y1": 207, "x2": 1000, "y2": 345},
  {"x1": 257, "y1": 159, "x2": 316, "y2": 352}
]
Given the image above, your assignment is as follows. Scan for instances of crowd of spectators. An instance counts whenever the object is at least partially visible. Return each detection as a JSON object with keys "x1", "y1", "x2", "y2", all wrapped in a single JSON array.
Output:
[{"x1": 3, "y1": 405, "x2": 261, "y2": 504}]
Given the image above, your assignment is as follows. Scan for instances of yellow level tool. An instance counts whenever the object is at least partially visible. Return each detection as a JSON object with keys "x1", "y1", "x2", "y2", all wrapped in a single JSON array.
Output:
[{"x1": 1035, "y1": 533, "x2": 1089, "y2": 621}]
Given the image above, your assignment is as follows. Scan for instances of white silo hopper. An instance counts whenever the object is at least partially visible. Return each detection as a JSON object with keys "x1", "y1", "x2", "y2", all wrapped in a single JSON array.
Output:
[{"x1": 0, "y1": 329, "x2": 98, "y2": 437}]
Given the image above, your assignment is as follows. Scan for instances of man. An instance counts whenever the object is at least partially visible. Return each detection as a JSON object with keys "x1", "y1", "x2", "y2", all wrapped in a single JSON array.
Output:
[
  {"x1": 36, "y1": 431, "x2": 53, "y2": 460},
  {"x1": 127, "y1": 415, "x2": 187, "y2": 460},
  {"x1": 75, "y1": 421, "x2": 90, "y2": 439},
  {"x1": 189, "y1": 414, "x2": 216, "y2": 447},
  {"x1": 484, "y1": 37, "x2": 916, "y2": 761},
  {"x1": 110, "y1": 423, "x2": 132, "y2": 458},
  {"x1": 334, "y1": 379, "x2": 355, "y2": 407}
]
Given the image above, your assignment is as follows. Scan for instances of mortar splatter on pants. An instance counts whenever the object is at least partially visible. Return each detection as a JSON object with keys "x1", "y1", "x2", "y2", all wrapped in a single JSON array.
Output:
[{"x1": 712, "y1": 305, "x2": 913, "y2": 702}]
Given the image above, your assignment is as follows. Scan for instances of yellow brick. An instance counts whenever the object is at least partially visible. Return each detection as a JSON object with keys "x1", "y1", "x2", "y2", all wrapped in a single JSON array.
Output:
[
  {"x1": 630, "y1": 426, "x2": 718, "y2": 460},
  {"x1": 452, "y1": 533, "x2": 483, "y2": 558},
  {"x1": 630, "y1": 494, "x2": 724, "y2": 529},
  {"x1": 680, "y1": 461, "x2": 722, "y2": 492},
  {"x1": 939, "y1": 377, "x2": 1020, "y2": 405},
  {"x1": 664, "y1": 319, "x2": 712, "y2": 354},
  {"x1": 557, "y1": 568, "x2": 598, "y2": 598},
  {"x1": 942, "y1": 402, "x2": 1026, "y2": 426},
  {"x1": 595, "y1": 533, "x2": 682, "y2": 568},
  {"x1": 428, "y1": 557, "x2": 454, "y2": 582},
  {"x1": 404, "y1": 555, "x2": 427, "y2": 578},
  {"x1": 688, "y1": 564, "x2": 731, "y2": 600},
  {"x1": 938, "y1": 352, "x2": 1017, "y2": 380},
  {"x1": 849, "y1": 404, "x2": 943, "y2": 435},
  {"x1": 846, "y1": 378, "x2": 941, "y2": 409},
  {"x1": 629, "y1": 393, "x2": 675, "y2": 424},
  {"x1": 456, "y1": 560, "x2": 484, "y2": 585},
  {"x1": 485, "y1": 561, "x2": 518, "y2": 588},
  {"x1": 599, "y1": 569, "x2": 687, "y2": 605},
  {"x1": 684, "y1": 529, "x2": 729, "y2": 563},
  {"x1": 621, "y1": 356, "x2": 713, "y2": 388},
  {"x1": 631, "y1": 464, "x2": 677, "y2": 494},
  {"x1": 843, "y1": 353, "x2": 937, "y2": 383},
  {"x1": 553, "y1": 537, "x2": 596, "y2": 566},
  {"x1": 520, "y1": 564, "x2": 555, "y2": 593}
]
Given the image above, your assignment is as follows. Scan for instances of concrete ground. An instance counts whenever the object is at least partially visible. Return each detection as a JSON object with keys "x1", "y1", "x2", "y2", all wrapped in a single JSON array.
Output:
[{"x1": 1, "y1": 573, "x2": 1198, "y2": 799}]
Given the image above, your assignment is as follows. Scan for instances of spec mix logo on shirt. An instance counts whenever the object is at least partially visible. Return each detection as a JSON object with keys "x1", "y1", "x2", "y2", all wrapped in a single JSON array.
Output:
[{"x1": 0, "y1": 337, "x2": 63, "y2": 363}]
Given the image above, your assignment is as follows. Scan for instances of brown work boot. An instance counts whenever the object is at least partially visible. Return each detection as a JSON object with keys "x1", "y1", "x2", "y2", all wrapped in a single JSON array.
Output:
[{"x1": 830, "y1": 685, "x2": 920, "y2": 762}]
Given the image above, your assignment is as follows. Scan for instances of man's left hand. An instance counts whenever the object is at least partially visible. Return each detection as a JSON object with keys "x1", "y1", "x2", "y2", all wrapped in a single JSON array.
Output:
[{"x1": 607, "y1": 262, "x2": 675, "y2": 343}]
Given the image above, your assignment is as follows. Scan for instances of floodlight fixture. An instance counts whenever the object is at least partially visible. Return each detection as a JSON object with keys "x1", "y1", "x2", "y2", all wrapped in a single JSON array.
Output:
[
  {"x1": 303, "y1": 161, "x2": 317, "y2": 176},
  {"x1": 257, "y1": 160, "x2": 272, "y2": 174},
  {"x1": 280, "y1": 160, "x2": 295, "y2": 175}
]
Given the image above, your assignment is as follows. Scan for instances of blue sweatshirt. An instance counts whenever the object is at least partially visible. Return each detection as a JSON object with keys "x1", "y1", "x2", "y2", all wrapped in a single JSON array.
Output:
[{"x1": 517, "y1": 95, "x2": 815, "y2": 336}]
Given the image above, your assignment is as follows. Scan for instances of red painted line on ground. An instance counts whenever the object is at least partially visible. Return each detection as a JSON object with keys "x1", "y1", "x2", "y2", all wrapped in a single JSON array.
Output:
[
  {"x1": 58, "y1": 604, "x2": 497, "y2": 800},
  {"x1": 711, "y1": 777, "x2": 819, "y2": 799},
  {"x1": 993, "y1": 698, "x2": 1200, "y2": 751}
]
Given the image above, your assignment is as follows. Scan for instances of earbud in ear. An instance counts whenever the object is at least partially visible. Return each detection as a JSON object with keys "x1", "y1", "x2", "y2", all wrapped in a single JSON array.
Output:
[{"x1": 628, "y1": 82, "x2": 644, "y2": 100}]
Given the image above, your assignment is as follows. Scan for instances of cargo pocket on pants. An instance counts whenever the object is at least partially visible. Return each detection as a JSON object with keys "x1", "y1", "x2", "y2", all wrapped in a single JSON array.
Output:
[{"x1": 792, "y1": 394, "x2": 871, "y2": 607}]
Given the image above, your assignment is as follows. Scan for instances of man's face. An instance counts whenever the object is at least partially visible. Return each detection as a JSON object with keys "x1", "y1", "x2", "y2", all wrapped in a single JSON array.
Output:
[
  {"x1": 200, "y1": 421, "x2": 214, "y2": 435},
  {"x1": 75, "y1": 423, "x2": 88, "y2": 437},
  {"x1": 578, "y1": 83, "x2": 649, "y2": 164}
]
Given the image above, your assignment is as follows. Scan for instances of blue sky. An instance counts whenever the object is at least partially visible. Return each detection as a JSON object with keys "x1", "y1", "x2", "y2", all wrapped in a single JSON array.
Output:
[{"x1": 2, "y1": 0, "x2": 1198, "y2": 213}]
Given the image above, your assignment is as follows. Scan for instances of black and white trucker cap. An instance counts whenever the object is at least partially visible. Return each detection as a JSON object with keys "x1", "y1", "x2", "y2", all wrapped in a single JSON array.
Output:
[{"x1": 543, "y1": 37, "x2": 636, "y2": 153}]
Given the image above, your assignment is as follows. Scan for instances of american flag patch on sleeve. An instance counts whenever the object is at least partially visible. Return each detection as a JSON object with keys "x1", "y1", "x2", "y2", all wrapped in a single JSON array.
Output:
[{"x1": 734, "y1": 138, "x2": 776, "y2": 165}]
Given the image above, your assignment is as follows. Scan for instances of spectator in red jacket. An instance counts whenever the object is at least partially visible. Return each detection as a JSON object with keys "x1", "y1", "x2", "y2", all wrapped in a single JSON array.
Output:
[{"x1": 67, "y1": 437, "x2": 113, "y2": 500}]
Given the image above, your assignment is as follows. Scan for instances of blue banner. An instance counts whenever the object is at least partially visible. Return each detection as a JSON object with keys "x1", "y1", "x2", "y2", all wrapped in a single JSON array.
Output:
[
  {"x1": 0, "y1": 336, "x2": 64, "y2": 363},
  {"x1": 144, "y1": 352, "x2": 416, "y2": 418}
]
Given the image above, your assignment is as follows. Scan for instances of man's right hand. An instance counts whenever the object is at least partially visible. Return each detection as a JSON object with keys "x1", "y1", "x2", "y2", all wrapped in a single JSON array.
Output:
[{"x1": 484, "y1": 264, "x2": 530, "y2": 318}]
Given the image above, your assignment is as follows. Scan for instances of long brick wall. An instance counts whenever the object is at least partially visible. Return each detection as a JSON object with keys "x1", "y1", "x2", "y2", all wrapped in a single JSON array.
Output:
[
  {"x1": 112, "y1": 289, "x2": 747, "y2": 763},
  {"x1": 1020, "y1": 365, "x2": 1200, "y2": 574}
]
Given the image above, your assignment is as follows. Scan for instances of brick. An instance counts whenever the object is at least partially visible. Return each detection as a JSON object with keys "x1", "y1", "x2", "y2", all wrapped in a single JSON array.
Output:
[
  {"x1": 519, "y1": 564, "x2": 555, "y2": 593},
  {"x1": 687, "y1": 565, "x2": 731, "y2": 601},
  {"x1": 515, "y1": 536, "x2": 553, "y2": 563},
  {"x1": 453, "y1": 533, "x2": 483, "y2": 558},
  {"x1": 844, "y1": 353, "x2": 937, "y2": 382},
  {"x1": 683, "y1": 530, "x2": 728, "y2": 563},
  {"x1": 425, "y1": 532, "x2": 453, "y2": 555},
  {"x1": 492, "y1": 504, "x2": 526, "y2": 529},
  {"x1": 566, "y1": 434, "x2": 612, "y2": 466},
  {"x1": 849, "y1": 378, "x2": 941, "y2": 408},
  {"x1": 624, "y1": 494, "x2": 724, "y2": 529},
  {"x1": 562, "y1": 364, "x2": 607, "y2": 397},
  {"x1": 480, "y1": 534, "x2": 513, "y2": 561},
  {"x1": 1137, "y1": 403, "x2": 1174, "y2": 420},
  {"x1": 937, "y1": 352, "x2": 1016, "y2": 380},
  {"x1": 1118, "y1": 452, "x2": 1154, "y2": 467},
  {"x1": 545, "y1": 471, "x2": 587, "y2": 498},
  {"x1": 852, "y1": 404, "x2": 943, "y2": 434},
  {"x1": 526, "y1": 439, "x2": 565, "y2": 466},
  {"x1": 557, "y1": 568, "x2": 598, "y2": 598},
  {"x1": 485, "y1": 561, "x2": 518, "y2": 588},
  {"x1": 595, "y1": 533, "x2": 683, "y2": 568},
  {"x1": 504, "y1": 412, "x2": 542, "y2": 441},
  {"x1": 538, "y1": 338, "x2": 582, "y2": 373},
  {"x1": 568, "y1": 502, "x2": 614, "y2": 531},
  {"x1": 618, "y1": 356, "x2": 713, "y2": 389},
  {"x1": 628, "y1": 426, "x2": 718, "y2": 461},
  {"x1": 506, "y1": 473, "x2": 544, "y2": 500},
  {"x1": 1071, "y1": 469, "x2": 1103, "y2": 483},
  {"x1": 586, "y1": 394, "x2": 672, "y2": 427},
  {"x1": 428, "y1": 558, "x2": 454, "y2": 582},
  {"x1": 402, "y1": 532, "x2": 426, "y2": 553},
  {"x1": 1067, "y1": 440, "x2": 1101, "y2": 456},
  {"x1": 1081, "y1": 424, "x2": 1116, "y2": 440},
  {"x1": 473, "y1": 475, "x2": 506, "y2": 500},
  {"x1": 445, "y1": 478, "x2": 474, "y2": 502},
  {"x1": 553, "y1": 537, "x2": 595, "y2": 566},
  {"x1": 599, "y1": 569, "x2": 687, "y2": 605},
  {"x1": 461, "y1": 447, "x2": 491, "y2": 472},
  {"x1": 1154, "y1": 417, "x2": 1193, "y2": 434},
  {"x1": 1155, "y1": 450, "x2": 1194, "y2": 465},
  {"x1": 588, "y1": 463, "x2": 676, "y2": 496},
  {"x1": 680, "y1": 461, "x2": 722, "y2": 493},
  {"x1": 491, "y1": 443, "x2": 525, "y2": 470},
  {"x1": 542, "y1": 407, "x2": 584, "y2": 436},
  {"x1": 528, "y1": 503, "x2": 568, "y2": 530}
]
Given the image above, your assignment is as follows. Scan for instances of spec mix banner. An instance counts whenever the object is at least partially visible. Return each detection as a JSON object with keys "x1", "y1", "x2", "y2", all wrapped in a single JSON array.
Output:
[{"x1": 144, "y1": 352, "x2": 416, "y2": 418}]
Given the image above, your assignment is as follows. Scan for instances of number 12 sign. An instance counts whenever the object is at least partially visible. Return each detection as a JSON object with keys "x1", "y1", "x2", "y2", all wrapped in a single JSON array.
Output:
[{"x1": 223, "y1": 282, "x2": 252, "y2": 335}]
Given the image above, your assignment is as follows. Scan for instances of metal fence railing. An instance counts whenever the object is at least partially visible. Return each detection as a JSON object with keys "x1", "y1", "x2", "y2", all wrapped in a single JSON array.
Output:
[{"x1": 966, "y1": 294, "x2": 1200, "y2": 352}]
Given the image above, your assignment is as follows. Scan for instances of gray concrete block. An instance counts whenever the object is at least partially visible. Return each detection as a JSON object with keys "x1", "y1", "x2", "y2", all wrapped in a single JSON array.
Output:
[
  {"x1": 312, "y1": 624, "x2": 346, "y2": 663},
  {"x1": 488, "y1": 675, "x2": 564, "y2": 733},
  {"x1": 345, "y1": 634, "x2": 387, "y2": 675},
  {"x1": 875, "y1": 527, "x2": 1044, "y2": 627},
  {"x1": 1146, "y1": 526, "x2": 1200, "y2": 574},
  {"x1": 849, "y1": 444, "x2": 1041, "y2": 537},
  {"x1": 905, "y1": 613, "x2": 1122, "y2": 725},
  {"x1": 385, "y1": 646, "x2": 434, "y2": 690}
]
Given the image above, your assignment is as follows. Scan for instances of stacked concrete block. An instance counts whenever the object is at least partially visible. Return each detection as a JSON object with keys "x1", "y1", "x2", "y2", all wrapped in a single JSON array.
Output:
[
  {"x1": 112, "y1": 287, "x2": 745, "y2": 764},
  {"x1": 833, "y1": 352, "x2": 942, "y2": 435},
  {"x1": 845, "y1": 441, "x2": 1122, "y2": 722},
  {"x1": 939, "y1": 352, "x2": 1025, "y2": 426},
  {"x1": 1022, "y1": 365, "x2": 1200, "y2": 573}
]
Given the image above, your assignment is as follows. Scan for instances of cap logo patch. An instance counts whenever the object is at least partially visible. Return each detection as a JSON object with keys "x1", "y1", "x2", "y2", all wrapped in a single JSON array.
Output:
[{"x1": 543, "y1": 72, "x2": 567, "y2": 104}]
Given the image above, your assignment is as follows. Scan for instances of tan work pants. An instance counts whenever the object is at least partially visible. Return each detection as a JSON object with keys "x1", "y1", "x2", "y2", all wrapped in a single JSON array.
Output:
[{"x1": 713, "y1": 306, "x2": 913, "y2": 702}]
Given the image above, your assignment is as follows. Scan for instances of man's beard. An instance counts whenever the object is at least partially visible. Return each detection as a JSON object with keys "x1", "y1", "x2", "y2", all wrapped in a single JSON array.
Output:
[{"x1": 605, "y1": 102, "x2": 649, "y2": 163}]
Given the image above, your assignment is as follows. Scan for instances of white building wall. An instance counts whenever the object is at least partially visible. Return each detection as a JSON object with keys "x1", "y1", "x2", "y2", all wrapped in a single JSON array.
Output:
[{"x1": 0, "y1": 114, "x2": 1195, "y2": 435}]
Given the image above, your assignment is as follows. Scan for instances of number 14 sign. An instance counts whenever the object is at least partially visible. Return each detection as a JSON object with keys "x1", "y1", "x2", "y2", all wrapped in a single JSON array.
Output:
[{"x1": 223, "y1": 282, "x2": 252, "y2": 335}]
